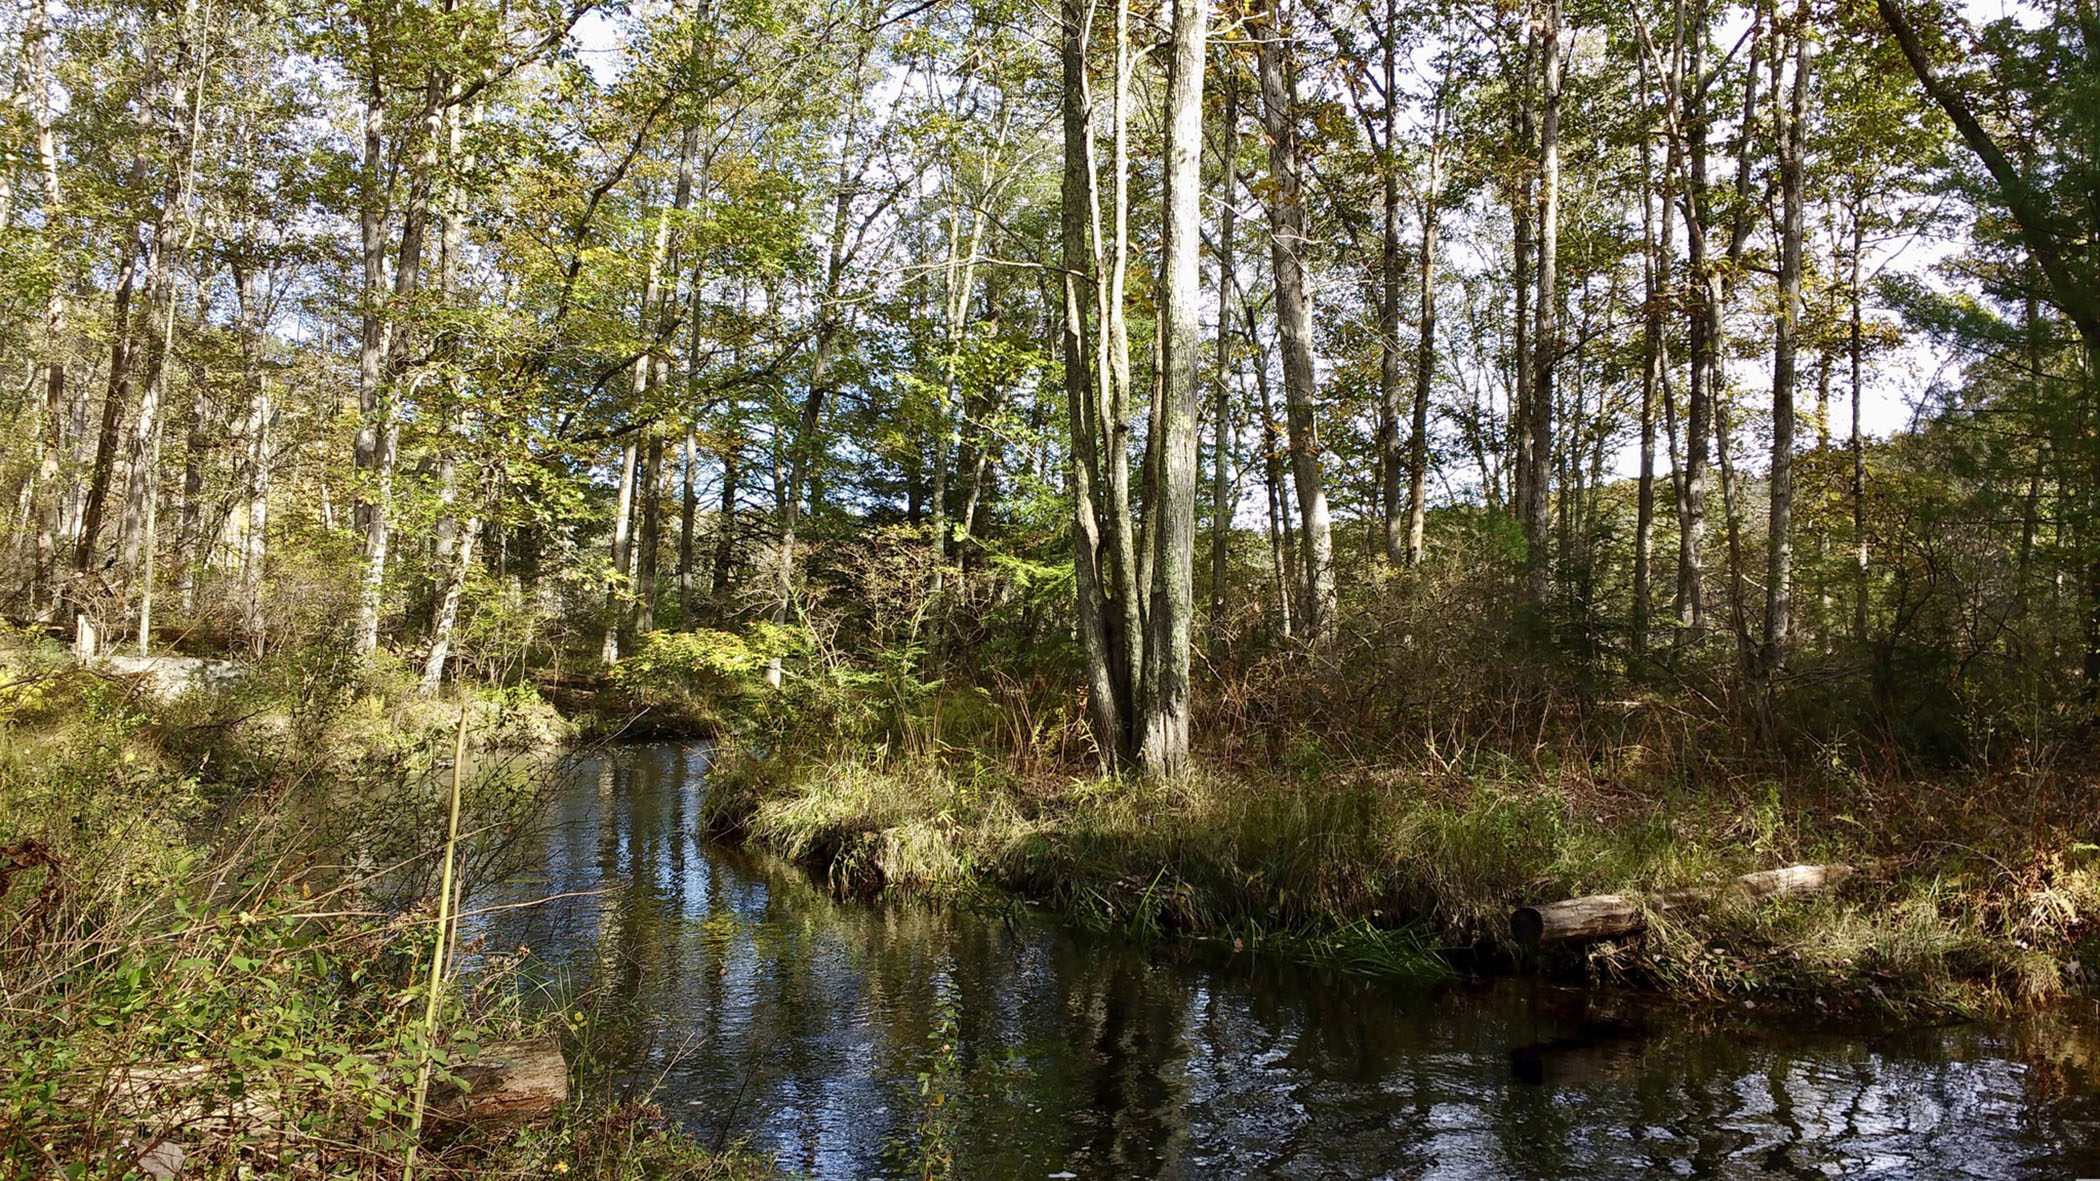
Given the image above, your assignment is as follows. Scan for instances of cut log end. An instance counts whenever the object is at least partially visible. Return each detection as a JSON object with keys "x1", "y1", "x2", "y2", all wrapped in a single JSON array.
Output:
[{"x1": 1513, "y1": 894, "x2": 1644, "y2": 948}]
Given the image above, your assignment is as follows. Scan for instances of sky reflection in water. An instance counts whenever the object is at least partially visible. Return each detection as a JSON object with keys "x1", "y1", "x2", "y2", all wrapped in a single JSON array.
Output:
[{"x1": 461, "y1": 743, "x2": 2100, "y2": 1180}]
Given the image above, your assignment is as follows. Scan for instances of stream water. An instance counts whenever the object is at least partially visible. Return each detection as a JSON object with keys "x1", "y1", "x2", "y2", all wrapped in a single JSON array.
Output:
[{"x1": 460, "y1": 742, "x2": 2100, "y2": 1179}]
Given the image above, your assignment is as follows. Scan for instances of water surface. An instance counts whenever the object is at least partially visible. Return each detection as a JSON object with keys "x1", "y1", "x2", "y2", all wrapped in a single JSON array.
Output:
[{"x1": 461, "y1": 742, "x2": 2100, "y2": 1179}]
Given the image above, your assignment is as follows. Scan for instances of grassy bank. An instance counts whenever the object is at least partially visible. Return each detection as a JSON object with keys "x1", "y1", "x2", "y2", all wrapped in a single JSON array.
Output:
[
  {"x1": 0, "y1": 635, "x2": 775, "y2": 1180},
  {"x1": 698, "y1": 725, "x2": 2100, "y2": 1019}
]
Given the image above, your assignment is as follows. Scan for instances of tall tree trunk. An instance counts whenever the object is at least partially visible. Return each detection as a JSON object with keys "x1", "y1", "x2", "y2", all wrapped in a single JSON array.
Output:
[
  {"x1": 29, "y1": 0, "x2": 64, "y2": 611},
  {"x1": 1848, "y1": 201, "x2": 1868, "y2": 645},
  {"x1": 1715, "y1": 390, "x2": 1751, "y2": 668},
  {"x1": 1246, "y1": 305, "x2": 1293, "y2": 639},
  {"x1": 1526, "y1": 0, "x2": 1562, "y2": 608},
  {"x1": 1137, "y1": 0, "x2": 1207, "y2": 777},
  {"x1": 1102, "y1": 0, "x2": 1144, "y2": 718},
  {"x1": 420, "y1": 95, "x2": 491, "y2": 690},
  {"x1": 1762, "y1": 17, "x2": 1807, "y2": 676},
  {"x1": 1510, "y1": 31, "x2": 1536, "y2": 528},
  {"x1": 176, "y1": 348, "x2": 213, "y2": 613},
  {"x1": 354, "y1": 63, "x2": 441, "y2": 657},
  {"x1": 419, "y1": 508, "x2": 479, "y2": 694},
  {"x1": 1063, "y1": 0, "x2": 1137, "y2": 766},
  {"x1": 601, "y1": 438, "x2": 637, "y2": 664},
  {"x1": 679, "y1": 427, "x2": 697, "y2": 619},
  {"x1": 1711, "y1": 3, "x2": 1763, "y2": 672},
  {"x1": 241, "y1": 372, "x2": 270, "y2": 657},
  {"x1": 1209, "y1": 68, "x2": 1237, "y2": 637},
  {"x1": 1634, "y1": 45, "x2": 1674, "y2": 670},
  {"x1": 604, "y1": 198, "x2": 674, "y2": 664},
  {"x1": 352, "y1": 64, "x2": 388, "y2": 600},
  {"x1": 712, "y1": 438, "x2": 739, "y2": 599},
  {"x1": 136, "y1": 10, "x2": 210, "y2": 653},
  {"x1": 1405, "y1": 86, "x2": 1446, "y2": 569},
  {"x1": 76, "y1": 215, "x2": 144, "y2": 577},
  {"x1": 1375, "y1": 0, "x2": 1406, "y2": 566},
  {"x1": 1676, "y1": 0, "x2": 1710, "y2": 650},
  {"x1": 1255, "y1": 2, "x2": 1336, "y2": 640},
  {"x1": 636, "y1": 434, "x2": 662, "y2": 634}
]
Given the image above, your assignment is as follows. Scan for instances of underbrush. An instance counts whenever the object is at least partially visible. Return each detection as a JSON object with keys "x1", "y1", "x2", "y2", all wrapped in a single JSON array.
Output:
[
  {"x1": 699, "y1": 731, "x2": 2100, "y2": 1018},
  {"x1": 0, "y1": 637, "x2": 776, "y2": 1179}
]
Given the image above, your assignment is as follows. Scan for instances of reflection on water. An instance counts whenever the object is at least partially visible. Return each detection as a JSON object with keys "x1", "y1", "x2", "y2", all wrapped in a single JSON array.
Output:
[{"x1": 460, "y1": 743, "x2": 2100, "y2": 1179}]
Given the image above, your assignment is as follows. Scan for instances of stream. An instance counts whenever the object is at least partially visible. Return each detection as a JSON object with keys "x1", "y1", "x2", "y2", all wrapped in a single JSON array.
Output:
[{"x1": 460, "y1": 742, "x2": 2100, "y2": 1179}]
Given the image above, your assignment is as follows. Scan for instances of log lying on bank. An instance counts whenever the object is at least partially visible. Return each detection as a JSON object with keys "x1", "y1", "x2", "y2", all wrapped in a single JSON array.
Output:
[
  {"x1": 1511, "y1": 863, "x2": 1855, "y2": 947},
  {"x1": 427, "y1": 1039, "x2": 569, "y2": 1125},
  {"x1": 100, "y1": 1037, "x2": 568, "y2": 1139}
]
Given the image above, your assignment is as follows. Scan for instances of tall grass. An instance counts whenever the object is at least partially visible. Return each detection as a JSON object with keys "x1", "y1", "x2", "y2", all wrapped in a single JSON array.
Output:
[
  {"x1": 700, "y1": 716, "x2": 2100, "y2": 1016},
  {"x1": 0, "y1": 639, "x2": 776, "y2": 1179}
]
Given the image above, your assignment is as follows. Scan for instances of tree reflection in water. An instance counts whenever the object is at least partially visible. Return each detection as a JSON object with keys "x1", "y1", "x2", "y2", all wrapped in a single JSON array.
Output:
[{"x1": 459, "y1": 744, "x2": 2100, "y2": 1180}]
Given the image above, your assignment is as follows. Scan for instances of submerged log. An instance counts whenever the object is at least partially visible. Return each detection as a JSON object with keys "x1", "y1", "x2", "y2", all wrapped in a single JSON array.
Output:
[{"x1": 1512, "y1": 863, "x2": 1855, "y2": 947}]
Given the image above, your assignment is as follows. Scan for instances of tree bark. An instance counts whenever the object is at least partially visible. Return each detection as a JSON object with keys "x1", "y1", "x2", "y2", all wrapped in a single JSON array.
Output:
[
  {"x1": 1511, "y1": 26, "x2": 1536, "y2": 530},
  {"x1": 76, "y1": 217, "x2": 143, "y2": 577},
  {"x1": 1254, "y1": 2, "x2": 1336, "y2": 641},
  {"x1": 1245, "y1": 304, "x2": 1294, "y2": 639},
  {"x1": 1675, "y1": 0, "x2": 1710, "y2": 650},
  {"x1": 636, "y1": 433, "x2": 662, "y2": 634},
  {"x1": 1405, "y1": 85, "x2": 1446, "y2": 569},
  {"x1": 1849, "y1": 204, "x2": 1868, "y2": 645},
  {"x1": 1209, "y1": 68, "x2": 1237, "y2": 636},
  {"x1": 241, "y1": 374, "x2": 269, "y2": 657},
  {"x1": 601, "y1": 438, "x2": 637, "y2": 665},
  {"x1": 1633, "y1": 45, "x2": 1674, "y2": 669},
  {"x1": 29, "y1": 0, "x2": 64, "y2": 611},
  {"x1": 1136, "y1": 0, "x2": 1207, "y2": 777},
  {"x1": 1762, "y1": 17, "x2": 1807, "y2": 676},
  {"x1": 679, "y1": 427, "x2": 697, "y2": 619},
  {"x1": 1525, "y1": 0, "x2": 1562, "y2": 608},
  {"x1": 1375, "y1": 0, "x2": 1406, "y2": 567},
  {"x1": 420, "y1": 491, "x2": 481, "y2": 695},
  {"x1": 1063, "y1": 0, "x2": 1133, "y2": 766}
]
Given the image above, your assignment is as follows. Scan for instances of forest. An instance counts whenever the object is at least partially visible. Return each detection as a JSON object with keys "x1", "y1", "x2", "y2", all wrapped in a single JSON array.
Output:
[{"x1": 3, "y1": 0, "x2": 2100, "y2": 1174}]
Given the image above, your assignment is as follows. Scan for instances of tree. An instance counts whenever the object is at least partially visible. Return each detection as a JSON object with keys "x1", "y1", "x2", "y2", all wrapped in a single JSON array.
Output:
[
  {"x1": 1254, "y1": 0, "x2": 1336, "y2": 642},
  {"x1": 1136, "y1": 0, "x2": 1208, "y2": 775}
]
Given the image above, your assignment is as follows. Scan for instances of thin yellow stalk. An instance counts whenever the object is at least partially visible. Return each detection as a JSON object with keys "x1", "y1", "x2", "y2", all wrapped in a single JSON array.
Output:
[{"x1": 403, "y1": 701, "x2": 471, "y2": 1180}]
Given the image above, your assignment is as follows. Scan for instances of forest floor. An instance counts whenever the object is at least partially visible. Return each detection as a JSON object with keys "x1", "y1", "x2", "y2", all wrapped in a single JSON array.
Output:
[
  {"x1": 696, "y1": 723, "x2": 2100, "y2": 1022},
  {"x1": 0, "y1": 639, "x2": 778, "y2": 1180}
]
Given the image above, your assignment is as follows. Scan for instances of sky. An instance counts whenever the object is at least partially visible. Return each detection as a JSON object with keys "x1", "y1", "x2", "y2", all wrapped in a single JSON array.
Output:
[{"x1": 563, "y1": 0, "x2": 2011, "y2": 499}]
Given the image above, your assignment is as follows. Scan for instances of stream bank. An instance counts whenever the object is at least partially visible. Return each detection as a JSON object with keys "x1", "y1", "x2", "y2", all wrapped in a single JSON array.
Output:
[
  {"x1": 470, "y1": 741, "x2": 2100, "y2": 1179},
  {"x1": 694, "y1": 739, "x2": 2100, "y2": 1020}
]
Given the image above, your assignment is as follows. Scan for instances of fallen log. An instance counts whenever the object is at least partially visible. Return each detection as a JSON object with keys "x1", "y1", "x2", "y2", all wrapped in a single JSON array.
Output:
[
  {"x1": 428, "y1": 1039, "x2": 568, "y2": 1125},
  {"x1": 1511, "y1": 863, "x2": 1855, "y2": 947},
  {"x1": 99, "y1": 1036, "x2": 567, "y2": 1139},
  {"x1": 1509, "y1": 894, "x2": 1644, "y2": 947},
  {"x1": 1731, "y1": 862, "x2": 1855, "y2": 901}
]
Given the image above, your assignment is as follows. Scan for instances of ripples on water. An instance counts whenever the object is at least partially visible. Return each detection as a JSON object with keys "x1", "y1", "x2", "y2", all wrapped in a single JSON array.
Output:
[{"x1": 459, "y1": 743, "x2": 2100, "y2": 1179}]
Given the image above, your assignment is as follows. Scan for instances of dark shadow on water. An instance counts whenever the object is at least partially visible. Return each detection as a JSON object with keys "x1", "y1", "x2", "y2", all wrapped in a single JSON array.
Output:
[{"x1": 459, "y1": 742, "x2": 2100, "y2": 1179}]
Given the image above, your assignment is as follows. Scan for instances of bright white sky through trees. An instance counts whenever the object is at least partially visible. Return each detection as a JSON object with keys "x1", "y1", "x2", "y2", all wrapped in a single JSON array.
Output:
[{"x1": 566, "y1": 0, "x2": 2021, "y2": 501}]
